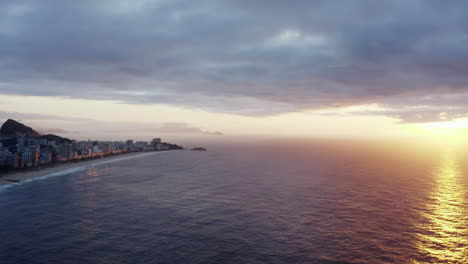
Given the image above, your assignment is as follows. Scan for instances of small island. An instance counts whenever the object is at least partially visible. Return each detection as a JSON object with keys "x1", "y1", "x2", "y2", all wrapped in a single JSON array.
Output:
[{"x1": 191, "y1": 147, "x2": 207, "y2": 151}]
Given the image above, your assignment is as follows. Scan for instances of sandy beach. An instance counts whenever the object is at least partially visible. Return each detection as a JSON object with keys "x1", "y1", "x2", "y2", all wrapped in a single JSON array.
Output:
[{"x1": 0, "y1": 151, "x2": 163, "y2": 187}]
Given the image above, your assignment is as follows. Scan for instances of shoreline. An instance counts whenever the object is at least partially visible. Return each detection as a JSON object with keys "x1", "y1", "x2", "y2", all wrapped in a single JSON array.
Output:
[{"x1": 0, "y1": 151, "x2": 175, "y2": 188}]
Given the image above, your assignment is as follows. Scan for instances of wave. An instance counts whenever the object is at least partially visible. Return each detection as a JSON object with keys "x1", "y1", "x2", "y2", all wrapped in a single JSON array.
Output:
[{"x1": 0, "y1": 151, "x2": 173, "y2": 192}]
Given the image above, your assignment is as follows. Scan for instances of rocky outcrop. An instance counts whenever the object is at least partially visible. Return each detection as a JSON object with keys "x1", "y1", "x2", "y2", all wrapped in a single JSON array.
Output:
[{"x1": 0, "y1": 119, "x2": 41, "y2": 137}]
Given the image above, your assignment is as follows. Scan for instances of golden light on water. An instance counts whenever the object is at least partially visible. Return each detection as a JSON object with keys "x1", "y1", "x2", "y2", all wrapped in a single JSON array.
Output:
[{"x1": 412, "y1": 150, "x2": 468, "y2": 263}]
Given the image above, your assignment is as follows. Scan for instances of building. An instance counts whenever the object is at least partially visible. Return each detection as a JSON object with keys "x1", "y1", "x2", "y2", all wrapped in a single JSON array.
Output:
[
  {"x1": 56, "y1": 143, "x2": 72, "y2": 161},
  {"x1": 0, "y1": 120, "x2": 170, "y2": 171}
]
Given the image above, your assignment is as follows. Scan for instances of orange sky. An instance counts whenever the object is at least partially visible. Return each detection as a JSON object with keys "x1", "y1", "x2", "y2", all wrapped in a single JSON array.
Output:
[{"x1": 2, "y1": 94, "x2": 467, "y2": 144}]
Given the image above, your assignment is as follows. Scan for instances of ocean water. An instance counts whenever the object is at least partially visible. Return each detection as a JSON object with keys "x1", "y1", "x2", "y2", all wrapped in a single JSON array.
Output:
[{"x1": 1, "y1": 140, "x2": 468, "y2": 263}]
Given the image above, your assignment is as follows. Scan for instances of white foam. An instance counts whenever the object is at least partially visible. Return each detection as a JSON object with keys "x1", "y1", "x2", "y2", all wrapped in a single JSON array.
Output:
[{"x1": 0, "y1": 151, "x2": 175, "y2": 192}]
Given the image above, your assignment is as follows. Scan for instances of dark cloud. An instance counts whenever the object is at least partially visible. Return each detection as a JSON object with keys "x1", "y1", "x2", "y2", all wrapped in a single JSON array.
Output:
[{"x1": 2, "y1": 0, "x2": 468, "y2": 121}]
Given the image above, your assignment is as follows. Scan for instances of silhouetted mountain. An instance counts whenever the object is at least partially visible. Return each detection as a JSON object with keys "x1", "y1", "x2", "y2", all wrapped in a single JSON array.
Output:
[
  {"x1": 0, "y1": 119, "x2": 72, "y2": 144},
  {"x1": 39, "y1": 134, "x2": 73, "y2": 144},
  {"x1": 0, "y1": 119, "x2": 41, "y2": 137},
  {"x1": 191, "y1": 147, "x2": 207, "y2": 151},
  {"x1": 163, "y1": 142, "x2": 184, "y2": 150}
]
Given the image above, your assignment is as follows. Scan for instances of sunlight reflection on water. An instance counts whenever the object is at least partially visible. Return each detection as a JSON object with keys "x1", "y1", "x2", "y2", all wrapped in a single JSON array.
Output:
[
  {"x1": 412, "y1": 150, "x2": 468, "y2": 263},
  {"x1": 81, "y1": 167, "x2": 100, "y2": 243}
]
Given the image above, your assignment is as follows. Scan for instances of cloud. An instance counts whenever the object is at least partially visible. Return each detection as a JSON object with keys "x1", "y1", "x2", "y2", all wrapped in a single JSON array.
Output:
[
  {"x1": 0, "y1": 113, "x2": 223, "y2": 141},
  {"x1": 157, "y1": 122, "x2": 223, "y2": 135},
  {"x1": 0, "y1": 111, "x2": 91, "y2": 122},
  {"x1": 1, "y1": 0, "x2": 468, "y2": 121},
  {"x1": 349, "y1": 94, "x2": 468, "y2": 123},
  {"x1": 37, "y1": 128, "x2": 78, "y2": 134},
  {"x1": 343, "y1": 108, "x2": 468, "y2": 123}
]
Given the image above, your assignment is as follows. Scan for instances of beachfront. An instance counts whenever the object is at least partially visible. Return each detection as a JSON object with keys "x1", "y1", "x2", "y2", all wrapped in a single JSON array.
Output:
[{"x1": 0, "y1": 151, "x2": 169, "y2": 187}]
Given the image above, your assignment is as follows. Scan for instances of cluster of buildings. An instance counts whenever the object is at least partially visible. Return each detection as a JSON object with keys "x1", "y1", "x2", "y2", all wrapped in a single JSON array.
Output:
[{"x1": 0, "y1": 136, "x2": 171, "y2": 170}]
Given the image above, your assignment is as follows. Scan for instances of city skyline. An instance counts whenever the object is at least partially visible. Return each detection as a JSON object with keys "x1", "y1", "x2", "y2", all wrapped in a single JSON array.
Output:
[{"x1": 0, "y1": 118, "x2": 181, "y2": 170}]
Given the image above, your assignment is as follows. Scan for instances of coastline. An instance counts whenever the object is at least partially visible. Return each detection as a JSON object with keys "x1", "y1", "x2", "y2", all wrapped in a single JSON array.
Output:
[{"x1": 0, "y1": 151, "x2": 172, "y2": 188}]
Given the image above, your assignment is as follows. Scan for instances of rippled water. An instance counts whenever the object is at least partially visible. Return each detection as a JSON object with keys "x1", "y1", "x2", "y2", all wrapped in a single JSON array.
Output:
[{"x1": 1, "y1": 141, "x2": 467, "y2": 263}]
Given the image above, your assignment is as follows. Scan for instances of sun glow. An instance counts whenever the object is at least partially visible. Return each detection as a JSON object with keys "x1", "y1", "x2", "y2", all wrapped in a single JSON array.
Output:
[{"x1": 406, "y1": 119, "x2": 468, "y2": 145}]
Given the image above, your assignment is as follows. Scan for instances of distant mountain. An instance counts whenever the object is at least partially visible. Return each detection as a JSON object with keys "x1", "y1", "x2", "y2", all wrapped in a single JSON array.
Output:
[
  {"x1": 0, "y1": 119, "x2": 41, "y2": 137},
  {"x1": 0, "y1": 119, "x2": 73, "y2": 144},
  {"x1": 39, "y1": 134, "x2": 72, "y2": 144}
]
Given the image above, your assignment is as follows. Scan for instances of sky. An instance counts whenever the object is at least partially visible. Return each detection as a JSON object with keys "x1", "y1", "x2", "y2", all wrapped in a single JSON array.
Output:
[{"x1": 1, "y1": 0, "x2": 468, "y2": 142}]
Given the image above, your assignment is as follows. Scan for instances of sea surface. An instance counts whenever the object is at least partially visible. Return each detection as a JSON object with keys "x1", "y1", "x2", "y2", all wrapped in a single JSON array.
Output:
[{"x1": 1, "y1": 140, "x2": 468, "y2": 263}]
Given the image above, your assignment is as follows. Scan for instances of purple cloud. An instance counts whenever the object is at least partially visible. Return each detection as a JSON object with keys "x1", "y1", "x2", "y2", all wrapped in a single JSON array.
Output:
[
  {"x1": 1, "y1": 0, "x2": 468, "y2": 122},
  {"x1": 157, "y1": 123, "x2": 223, "y2": 136}
]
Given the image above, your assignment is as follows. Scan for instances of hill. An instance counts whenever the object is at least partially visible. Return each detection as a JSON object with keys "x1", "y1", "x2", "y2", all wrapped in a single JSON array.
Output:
[
  {"x1": 39, "y1": 134, "x2": 73, "y2": 144},
  {"x1": 0, "y1": 119, "x2": 41, "y2": 137},
  {"x1": 0, "y1": 119, "x2": 73, "y2": 144}
]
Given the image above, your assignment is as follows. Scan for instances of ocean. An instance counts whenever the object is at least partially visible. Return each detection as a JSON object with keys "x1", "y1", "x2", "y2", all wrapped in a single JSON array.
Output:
[{"x1": 1, "y1": 140, "x2": 467, "y2": 263}]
